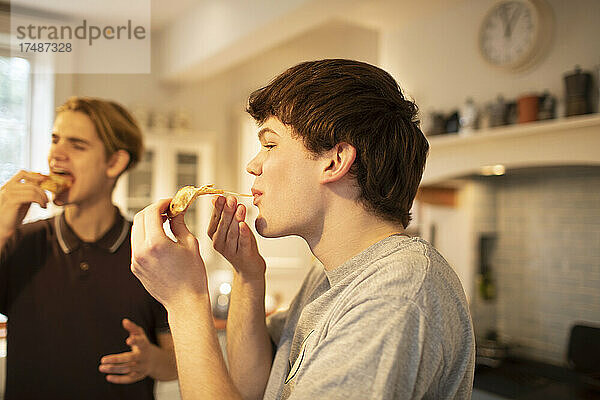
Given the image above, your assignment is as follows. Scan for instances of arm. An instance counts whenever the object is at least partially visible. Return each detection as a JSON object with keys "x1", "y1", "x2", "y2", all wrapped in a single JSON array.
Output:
[
  {"x1": 0, "y1": 171, "x2": 48, "y2": 253},
  {"x1": 227, "y1": 273, "x2": 273, "y2": 399},
  {"x1": 130, "y1": 198, "x2": 242, "y2": 399},
  {"x1": 154, "y1": 331, "x2": 178, "y2": 380},
  {"x1": 207, "y1": 196, "x2": 273, "y2": 400}
]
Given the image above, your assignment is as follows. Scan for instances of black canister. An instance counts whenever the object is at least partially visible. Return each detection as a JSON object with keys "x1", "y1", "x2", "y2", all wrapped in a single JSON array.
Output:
[{"x1": 564, "y1": 66, "x2": 593, "y2": 116}]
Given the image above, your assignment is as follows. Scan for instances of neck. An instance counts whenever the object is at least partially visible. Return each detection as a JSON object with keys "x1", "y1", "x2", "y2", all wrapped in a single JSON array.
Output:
[
  {"x1": 306, "y1": 201, "x2": 406, "y2": 272},
  {"x1": 64, "y1": 196, "x2": 117, "y2": 242}
]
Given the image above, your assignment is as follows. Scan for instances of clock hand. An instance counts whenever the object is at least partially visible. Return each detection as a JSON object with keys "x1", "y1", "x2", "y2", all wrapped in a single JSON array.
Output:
[
  {"x1": 499, "y1": 4, "x2": 511, "y2": 38},
  {"x1": 506, "y1": 7, "x2": 522, "y2": 39}
]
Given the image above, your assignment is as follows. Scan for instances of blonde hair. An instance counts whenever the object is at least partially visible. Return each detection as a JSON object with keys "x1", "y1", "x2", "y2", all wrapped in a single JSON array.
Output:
[{"x1": 57, "y1": 97, "x2": 144, "y2": 171}]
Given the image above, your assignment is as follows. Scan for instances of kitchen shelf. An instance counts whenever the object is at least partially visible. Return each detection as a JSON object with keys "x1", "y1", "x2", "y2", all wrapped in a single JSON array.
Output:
[{"x1": 422, "y1": 113, "x2": 600, "y2": 185}]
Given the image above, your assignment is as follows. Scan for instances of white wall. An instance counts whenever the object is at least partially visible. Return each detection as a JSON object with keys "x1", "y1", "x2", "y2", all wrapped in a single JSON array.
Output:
[{"x1": 380, "y1": 0, "x2": 600, "y2": 115}]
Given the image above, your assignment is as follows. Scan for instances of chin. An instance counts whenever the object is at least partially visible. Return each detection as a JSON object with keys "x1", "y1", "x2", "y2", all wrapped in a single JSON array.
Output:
[
  {"x1": 255, "y1": 217, "x2": 281, "y2": 238},
  {"x1": 52, "y1": 192, "x2": 70, "y2": 206},
  {"x1": 255, "y1": 216, "x2": 298, "y2": 239},
  {"x1": 255, "y1": 217, "x2": 269, "y2": 237}
]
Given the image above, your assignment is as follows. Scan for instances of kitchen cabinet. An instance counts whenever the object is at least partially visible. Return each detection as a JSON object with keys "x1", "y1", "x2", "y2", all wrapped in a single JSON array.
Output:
[
  {"x1": 113, "y1": 131, "x2": 216, "y2": 258},
  {"x1": 422, "y1": 114, "x2": 600, "y2": 185}
]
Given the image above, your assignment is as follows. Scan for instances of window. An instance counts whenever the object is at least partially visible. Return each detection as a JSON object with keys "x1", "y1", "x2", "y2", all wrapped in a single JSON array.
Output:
[{"x1": 0, "y1": 55, "x2": 31, "y2": 185}]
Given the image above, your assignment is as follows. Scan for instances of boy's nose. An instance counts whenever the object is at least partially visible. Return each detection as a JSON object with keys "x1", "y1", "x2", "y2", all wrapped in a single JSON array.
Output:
[{"x1": 246, "y1": 153, "x2": 262, "y2": 176}]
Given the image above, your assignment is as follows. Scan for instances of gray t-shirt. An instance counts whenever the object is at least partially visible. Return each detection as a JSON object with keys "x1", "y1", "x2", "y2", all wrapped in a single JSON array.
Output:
[{"x1": 263, "y1": 235, "x2": 475, "y2": 400}]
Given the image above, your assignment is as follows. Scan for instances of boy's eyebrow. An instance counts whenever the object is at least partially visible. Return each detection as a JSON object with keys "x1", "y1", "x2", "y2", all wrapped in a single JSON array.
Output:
[
  {"x1": 257, "y1": 127, "x2": 280, "y2": 141},
  {"x1": 52, "y1": 132, "x2": 91, "y2": 146}
]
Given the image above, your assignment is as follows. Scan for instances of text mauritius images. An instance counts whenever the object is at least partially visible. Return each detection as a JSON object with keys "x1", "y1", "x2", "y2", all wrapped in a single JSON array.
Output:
[{"x1": 15, "y1": 20, "x2": 147, "y2": 46}]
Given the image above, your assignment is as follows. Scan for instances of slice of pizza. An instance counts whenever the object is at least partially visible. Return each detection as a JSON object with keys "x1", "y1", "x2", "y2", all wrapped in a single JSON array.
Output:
[
  {"x1": 167, "y1": 184, "x2": 251, "y2": 218},
  {"x1": 39, "y1": 173, "x2": 73, "y2": 194}
]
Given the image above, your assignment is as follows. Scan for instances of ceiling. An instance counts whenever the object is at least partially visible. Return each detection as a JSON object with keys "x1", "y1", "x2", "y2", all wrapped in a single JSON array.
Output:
[
  {"x1": 8, "y1": 0, "x2": 468, "y2": 82},
  {"x1": 9, "y1": 0, "x2": 467, "y2": 33},
  {"x1": 9, "y1": 0, "x2": 197, "y2": 31}
]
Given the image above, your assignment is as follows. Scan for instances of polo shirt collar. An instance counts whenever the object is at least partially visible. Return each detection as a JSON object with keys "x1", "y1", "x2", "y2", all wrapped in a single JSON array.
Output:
[{"x1": 54, "y1": 208, "x2": 131, "y2": 254}]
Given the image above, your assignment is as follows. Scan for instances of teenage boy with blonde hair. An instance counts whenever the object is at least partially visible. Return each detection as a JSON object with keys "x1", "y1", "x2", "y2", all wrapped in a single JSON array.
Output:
[
  {"x1": 131, "y1": 59, "x2": 475, "y2": 399},
  {"x1": 0, "y1": 97, "x2": 177, "y2": 399}
]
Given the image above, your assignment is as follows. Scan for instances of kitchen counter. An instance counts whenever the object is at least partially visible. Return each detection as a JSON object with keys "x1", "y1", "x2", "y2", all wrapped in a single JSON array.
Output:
[{"x1": 474, "y1": 357, "x2": 600, "y2": 399}]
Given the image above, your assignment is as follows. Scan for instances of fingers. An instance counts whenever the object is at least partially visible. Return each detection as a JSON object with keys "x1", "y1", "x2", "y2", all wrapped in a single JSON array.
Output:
[
  {"x1": 99, "y1": 354, "x2": 145, "y2": 385},
  {"x1": 169, "y1": 213, "x2": 194, "y2": 243},
  {"x1": 7, "y1": 185, "x2": 49, "y2": 209},
  {"x1": 123, "y1": 319, "x2": 150, "y2": 349},
  {"x1": 207, "y1": 196, "x2": 225, "y2": 239},
  {"x1": 1, "y1": 172, "x2": 49, "y2": 205},
  {"x1": 3, "y1": 171, "x2": 48, "y2": 207},
  {"x1": 126, "y1": 335, "x2": 145, "y2": 348},
  {"x1": 212, "y1": 196, "x2": 238, "y2": 253},
  {"x1": 234, "y1": 204, "x2": 258, "y2": 256},
  {"x1": 225, "y1": 207, "x2": 242, "y2": 255},
  {"x1": 105, "y1": 372, "x2": 145, "y2": 384},
  {"x1": 99, "y1": 361, "x2": 135, "y2": 375},
  {"x1": 235, "y1": 203, "x2": 246, "y2": 222},
  {"x1": 7, "y1": 170, "x2": 45, "y2": 185},
  {"x1": 225, "y1": 203, "x2": 247, "y2": 254},
  {"x1": 101, "y1": 352, "x2": 132, "y2": 365},
  {"x1": 143, "y1": 198, "x2": 171, "y2": 242},
  {"x1": 122, "y1": 318, "x2": 145, "y2": 336},
  {"x1": 98, "y1": 351, "x2": 145, "y2": 383},
  {"x1": 238, "y1": 221, "x2": 254, "y2": 255}
]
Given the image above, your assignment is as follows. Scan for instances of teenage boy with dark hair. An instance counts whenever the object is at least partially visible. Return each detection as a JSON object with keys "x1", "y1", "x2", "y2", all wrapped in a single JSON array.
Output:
[
  {"x1": 0, "y1": 97, "x2": 177, "y2": 399},
  {"x1": 130, "y1": 59, "x2": 475, "y2": 399}
]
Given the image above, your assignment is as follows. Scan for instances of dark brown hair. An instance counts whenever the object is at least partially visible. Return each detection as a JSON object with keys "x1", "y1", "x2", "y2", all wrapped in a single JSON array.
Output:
[
  {"x1": 247, "y1": 59, "x2": 429, "y2": 228},
  {"x1": 57, "y1": 97, "x2": 143, "y2": 172}
]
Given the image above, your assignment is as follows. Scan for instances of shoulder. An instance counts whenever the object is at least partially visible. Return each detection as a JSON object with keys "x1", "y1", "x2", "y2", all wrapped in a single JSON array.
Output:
[
  {"x1": 2, "y1": 217, "x2": 55, "y2": 266},
  {"x1": 353, "y1": 237, "x2": 465, "y2": 299},
  {"x1": 12, "y1": 217, "x2": 55, "y2": 247},
  {"x1": 17, "y1": 217, "x2": 54, "y2": 235},
  {"x1": 340, "y1": 237, "x2": 471, "y2": 332},
  {"x1": 342, "y1": 237, "x2": 436, "y2": 300}
]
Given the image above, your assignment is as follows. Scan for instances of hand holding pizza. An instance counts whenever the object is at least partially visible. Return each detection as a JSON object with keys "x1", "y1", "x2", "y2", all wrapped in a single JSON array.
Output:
[
  {"x1": 0, "y1": 171, "x2": 49, "y2": 243},
  {"x1": 130, "y1": 198, "x2": 209, "y2": 310}
]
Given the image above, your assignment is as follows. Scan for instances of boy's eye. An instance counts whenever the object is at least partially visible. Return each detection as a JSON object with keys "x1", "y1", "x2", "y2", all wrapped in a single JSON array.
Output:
[{"x1": 263, "y1": 144, "x2": 276, "y2": 150}]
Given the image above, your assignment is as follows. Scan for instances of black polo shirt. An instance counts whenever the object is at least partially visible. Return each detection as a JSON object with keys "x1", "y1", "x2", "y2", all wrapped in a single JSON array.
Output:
[{"x1": 0, "y1": 209, "x2": 169, "y2": 400}]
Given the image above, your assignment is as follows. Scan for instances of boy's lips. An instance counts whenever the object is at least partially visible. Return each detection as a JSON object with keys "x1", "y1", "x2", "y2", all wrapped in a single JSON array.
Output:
[
  {"x1": 50, "y1": 167, "x2": 74, "y2": 180},
  {"x1": 54, "y1": 163, "x2": 76, "y2": 175},
  {"x1": 251, "y1": 188, "x2": 263, "y2": 205}
]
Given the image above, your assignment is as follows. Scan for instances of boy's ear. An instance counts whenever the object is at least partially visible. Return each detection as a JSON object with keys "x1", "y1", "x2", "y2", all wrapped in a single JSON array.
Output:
[
  {"x1": 321, "y1": 142, "x2": 356, "y2": 184},
  {"x1": 106, "y1": 150, "x2": 130, "y2": 179}
]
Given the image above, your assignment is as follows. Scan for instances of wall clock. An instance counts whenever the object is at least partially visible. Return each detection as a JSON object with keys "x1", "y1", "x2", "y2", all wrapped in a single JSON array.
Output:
[{"x1": 479, "y1": 0, "x2": 553, "y2": 72}]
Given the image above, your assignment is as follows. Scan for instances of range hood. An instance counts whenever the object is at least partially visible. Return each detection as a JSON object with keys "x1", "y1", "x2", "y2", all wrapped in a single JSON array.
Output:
[{"x1": 422, "y1": 114, "x2": 600, "y2": 186}]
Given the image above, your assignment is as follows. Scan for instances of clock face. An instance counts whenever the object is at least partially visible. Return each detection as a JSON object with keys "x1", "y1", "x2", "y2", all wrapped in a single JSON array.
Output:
[{"x1": 479, "y1": 0, "x2": 540, "y2": 69}]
